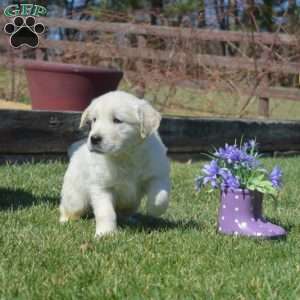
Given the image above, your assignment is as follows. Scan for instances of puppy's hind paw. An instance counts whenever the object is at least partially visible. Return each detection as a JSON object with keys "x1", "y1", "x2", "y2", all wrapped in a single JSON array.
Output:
[
  {"x1": 59, "y1": 205, "x2": 69, "y2": 223},
  {"x1": 59, "y1": 215, "x2": 69, "y2": 224}
]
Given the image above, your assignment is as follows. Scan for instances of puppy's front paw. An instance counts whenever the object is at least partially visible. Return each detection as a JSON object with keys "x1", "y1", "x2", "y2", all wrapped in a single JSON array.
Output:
[
  {"x1": 95, "y1": 221, "x2": 117, "y2": 238},
  {"x1": 95, "y1": 228, "x2": 117, "y2": 238}
]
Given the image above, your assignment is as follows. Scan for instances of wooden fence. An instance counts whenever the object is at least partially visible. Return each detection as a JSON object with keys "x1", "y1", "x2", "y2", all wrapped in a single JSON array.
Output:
[{"x1": 1, "y1": 16, "x2": 300, "y2": 118}]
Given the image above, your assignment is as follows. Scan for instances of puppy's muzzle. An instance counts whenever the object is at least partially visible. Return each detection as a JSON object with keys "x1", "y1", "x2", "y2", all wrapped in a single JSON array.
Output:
[{"x1": 90, "y1": 134, "x2": 102, "y2": 145}]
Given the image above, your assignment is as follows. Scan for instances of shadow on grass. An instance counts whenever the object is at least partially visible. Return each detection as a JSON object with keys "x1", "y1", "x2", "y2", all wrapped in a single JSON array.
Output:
[
  {"x1": 118, "y1": 213, "x2": 203, "y2": 233},
  {"x1": 0, "y1": 188, "x2": 58, "y2": 210}
]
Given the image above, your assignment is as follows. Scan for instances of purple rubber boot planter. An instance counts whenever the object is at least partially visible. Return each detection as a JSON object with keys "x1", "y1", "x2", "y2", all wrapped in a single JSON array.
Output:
[{"x1": 218, "y1": 189, "x2": 286, "y2": 239}]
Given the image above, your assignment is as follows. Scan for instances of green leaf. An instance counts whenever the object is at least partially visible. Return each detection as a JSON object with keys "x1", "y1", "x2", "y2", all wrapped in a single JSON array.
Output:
[{"x1": 246, "y1": 179, "x2": 277, "y2": 196}]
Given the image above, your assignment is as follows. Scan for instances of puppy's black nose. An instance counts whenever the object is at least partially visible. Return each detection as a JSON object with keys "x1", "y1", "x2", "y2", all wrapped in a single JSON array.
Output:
[{"x1": 90, "y1": 135, "x2": 102, "y2": 145}]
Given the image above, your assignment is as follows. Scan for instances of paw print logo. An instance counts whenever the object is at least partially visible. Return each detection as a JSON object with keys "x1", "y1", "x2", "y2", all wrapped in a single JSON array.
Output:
[{"x1": 4, "y1": 16, "x2": 45, "y2": 48}]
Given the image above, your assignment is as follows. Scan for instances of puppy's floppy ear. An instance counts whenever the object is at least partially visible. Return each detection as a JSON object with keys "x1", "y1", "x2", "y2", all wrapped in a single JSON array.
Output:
[
  {"x1": 137, "y1": 101, "x2": 161, "y2": 138},
  {"x1": 79, "y1": 104, "x2": 91, "y2": 129}
]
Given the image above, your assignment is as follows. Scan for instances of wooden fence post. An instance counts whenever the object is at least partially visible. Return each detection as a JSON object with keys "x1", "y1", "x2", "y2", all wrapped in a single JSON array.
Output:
[
  {"x1": 137, "y1": 36, "x2": 147, "y2": 48},
  {"x1": 133, "y1": 36, "x2": 146, "y2": 98},
  {"x1": 258, "y1": 97, "x2": 270, "y2": 117},
  {"x1": 258, "y1": 72, "x2": 270, "y2": 118},
  {"x1": 258, "y1": 50, "x2": 270, "y2": 118}
]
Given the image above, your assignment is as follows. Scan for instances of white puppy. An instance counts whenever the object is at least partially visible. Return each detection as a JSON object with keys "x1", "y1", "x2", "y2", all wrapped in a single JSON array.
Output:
[{"x1": 60, "y1": 91, "x2": 170, "y2": 237}]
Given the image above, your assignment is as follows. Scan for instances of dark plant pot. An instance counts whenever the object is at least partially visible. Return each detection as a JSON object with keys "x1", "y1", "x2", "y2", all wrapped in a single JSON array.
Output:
[
  {"x1": 218, "y1": 189, "x2": 286, "y2": 239},
  {"x1": 25, "y1": 61, "x2": 123, "y2": 111}
]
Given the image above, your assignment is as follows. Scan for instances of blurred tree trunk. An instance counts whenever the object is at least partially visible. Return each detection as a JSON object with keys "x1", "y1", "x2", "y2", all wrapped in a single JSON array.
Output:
[
  {"x1": 261, "y1": 0, "x2": 273, "y2": 31},
  {"x1": 214, "y1": 0, "x2": 230, "y2": 30},
  {"x1": 204, "y1": 0, "x2": 230, "y2": 29},
  {"x1": 150, "y1": 0, "x2": 163, "y2": 25}
]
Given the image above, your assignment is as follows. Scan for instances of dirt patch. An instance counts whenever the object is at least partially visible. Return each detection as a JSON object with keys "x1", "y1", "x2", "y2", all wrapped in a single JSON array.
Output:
[{"x1": 0, "y1": 100, "x2": 31, "y2": 110}]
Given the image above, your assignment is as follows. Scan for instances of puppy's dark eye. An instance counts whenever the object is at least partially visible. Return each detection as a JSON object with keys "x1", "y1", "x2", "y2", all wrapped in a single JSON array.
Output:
[
  {"x1": 93, "y1": 118, "x2": 96, "y2": 122},
  {"x1": 113, "y1": 117, "x2": 123, "y2": 124}
]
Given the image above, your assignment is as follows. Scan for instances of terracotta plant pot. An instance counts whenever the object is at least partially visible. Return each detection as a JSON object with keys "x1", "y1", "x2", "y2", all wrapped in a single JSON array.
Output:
[
  {"x1": 25, "y1": 61, "x2": 123, "y2": 111},
  {"x1": 218, "y1": 189, "x2": 286, "y2": 239}
]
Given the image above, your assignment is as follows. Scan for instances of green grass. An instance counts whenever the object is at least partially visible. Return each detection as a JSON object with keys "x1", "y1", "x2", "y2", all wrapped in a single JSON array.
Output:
[{"x1": 0, "y1": 157, "x2": 300, "y2": 299}]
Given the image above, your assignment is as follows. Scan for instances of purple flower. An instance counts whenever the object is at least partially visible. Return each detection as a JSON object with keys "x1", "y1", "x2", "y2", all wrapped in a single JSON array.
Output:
[
  {"x1": 219, "y1": 169, "x2": 240, "y2": 190},
  {"x1": 215, "y1": 142, "x2": 258, "y2": 168},
  {"x1": 203, "y1": 160, "x2": 219, "y2": 176},
  {"x1": 214, "y1": 144, "x2": 229, "y2": 160},
  {"x1": 202, "y1": 160, "x2": 219, "y2": 189},
  {"x1": 226, "y1": 174, "x2": 240, "y2": 189},
  {"x1": 248, "y1": 139, "x2": 257, "y2": 149},
  {"x1": 269, "y1": 166, "x2": 282, "y2": 188},
  {"x1": 195, "y1": 140, "x2": 283, "y2": 195},
  {"x1": 214, "y1": 144, "x2": 236, "y2": 162},
  {"x1": 243, "y1": 139, "x2": 257, "y2": 151}
]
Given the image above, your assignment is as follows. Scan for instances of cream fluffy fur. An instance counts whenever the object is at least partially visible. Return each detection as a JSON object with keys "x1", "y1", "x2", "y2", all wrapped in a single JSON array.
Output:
[{"x1": 60, "y1": 91, "x2": 170, "y2": 237}]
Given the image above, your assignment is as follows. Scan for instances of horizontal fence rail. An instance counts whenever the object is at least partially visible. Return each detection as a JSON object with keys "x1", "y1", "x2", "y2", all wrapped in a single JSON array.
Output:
[
  {"x1": 3, "y1": 40, "x2": 300, "y2": 76},
  {"x1": 37, "y1": 17, "x2": 299, "y2": 46},
  {"x1": 1, "y1": 16, "x2": 297, "y2": 45}
]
